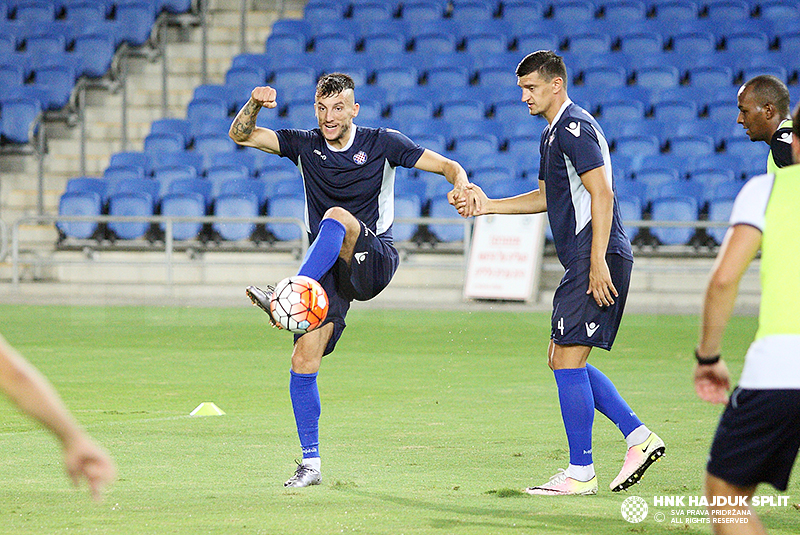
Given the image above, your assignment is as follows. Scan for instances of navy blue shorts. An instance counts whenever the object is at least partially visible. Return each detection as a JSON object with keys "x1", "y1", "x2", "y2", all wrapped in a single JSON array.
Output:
[
  {"x1": 295, "y1": 220, "x2": 399, "y2": 356},
  {"x1": 550, "y1": 254, "x2": 632, "y2": 350},
  {"x1": 707, "y1": 387, "x2": 800, "y2": 491}
]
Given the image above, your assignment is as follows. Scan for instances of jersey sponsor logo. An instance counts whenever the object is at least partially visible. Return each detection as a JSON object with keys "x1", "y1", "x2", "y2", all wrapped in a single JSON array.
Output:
[
  {"x1": 778, "y1": 132, "x2": 793, "y2": 144},
  {"x1": 566, "y1": 121, "x2": 581, "y2": 138},
  {"x1": 353, "y1": 150, "x2": 367, "y2": 165},
  {"x1": 354, "y1": 251, "x2": 368, "y2": 264},
  {"x1": 585, "y1": 322, "x2": 600, "y2": 337},
  {"x1": 313, "y1": 149, "x2": 327, "y2": 160}
]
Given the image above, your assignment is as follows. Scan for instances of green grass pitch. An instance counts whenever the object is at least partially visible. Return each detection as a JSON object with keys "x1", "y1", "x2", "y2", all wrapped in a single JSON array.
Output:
[{"x1": 0, "y1": 304, "x2": 797, "y2": 535}]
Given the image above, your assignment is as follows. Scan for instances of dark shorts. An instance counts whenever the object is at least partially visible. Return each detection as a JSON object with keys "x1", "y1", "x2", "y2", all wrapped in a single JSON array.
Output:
[
  {"x1": 707, "y1": 387, "x2": 800, "y2": 491},
  {"x1": 550, "y1": 254, "x2": 632, "y2": 350},
  {"x1": 295, "y1": 220, "x2": 399, "y2": 356}
]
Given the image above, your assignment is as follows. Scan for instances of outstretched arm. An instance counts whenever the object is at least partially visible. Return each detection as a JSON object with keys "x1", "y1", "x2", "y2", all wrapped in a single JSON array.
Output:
[
  {"x1": 229, "y1": 86, "x2": 282, "y2": 154},
  {"x1": 0, "y1": 334, "x2": 116, "y2": 500},
  {"x1": 455, "y1": 181, "x2": 547, "y2": 217},
  {"x1": 695, "y1": 224, "x2": 761, "y2": 404},
  {"x1": 413, "y1": 149, "x2": 470, "y2": 211}
]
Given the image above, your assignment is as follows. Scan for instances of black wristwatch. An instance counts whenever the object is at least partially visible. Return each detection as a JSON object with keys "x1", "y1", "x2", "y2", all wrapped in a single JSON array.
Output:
[{"x1": 695, "y1": 349, "x2": 721, "y2": 365}]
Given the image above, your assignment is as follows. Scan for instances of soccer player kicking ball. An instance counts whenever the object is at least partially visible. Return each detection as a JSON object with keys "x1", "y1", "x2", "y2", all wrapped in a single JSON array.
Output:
[
  {"x1": 229, "y1": 73, "x2": 469, "y2": 487},
  {"x1": 457, "y1": 51, "x2": 664, "y2": 495}
]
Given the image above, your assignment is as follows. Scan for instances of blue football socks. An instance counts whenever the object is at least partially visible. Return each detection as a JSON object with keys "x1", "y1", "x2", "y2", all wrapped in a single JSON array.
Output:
[
  {"x1": 585, "y1": 363, "x2": 642, "y2": 438},
  {"x1": 289, "y1": 370, "x2": 321, "y2": 459},
  {"x1": 553, "y1": 367, "x2": 595, "y2": 469},
  {"x1": 297, "y1": 218, "x2": 347, "y2": 282}
]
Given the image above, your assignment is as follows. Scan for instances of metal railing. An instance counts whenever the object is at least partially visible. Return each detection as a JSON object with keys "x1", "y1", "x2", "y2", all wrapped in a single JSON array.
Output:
[{"x1": 0, "y1": 219, "x2": 8, "y2": 263}]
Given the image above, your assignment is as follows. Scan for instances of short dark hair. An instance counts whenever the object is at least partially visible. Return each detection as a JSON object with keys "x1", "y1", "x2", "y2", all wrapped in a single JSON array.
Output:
[
  {"x1": 742, "y1": 75, "x2": 791, "y2": 117},
  {"x1": 515, "y1": 50, "x2": 568, "y2": 86},
  {"x1": 316, "y1": 73, "x2": 355, "y2": 99}
]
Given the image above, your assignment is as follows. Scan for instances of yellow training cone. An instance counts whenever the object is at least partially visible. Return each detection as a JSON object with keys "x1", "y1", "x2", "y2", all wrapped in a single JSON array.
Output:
[{"x1": 190, "y1": 402, "x2": 226, "y2": 416}]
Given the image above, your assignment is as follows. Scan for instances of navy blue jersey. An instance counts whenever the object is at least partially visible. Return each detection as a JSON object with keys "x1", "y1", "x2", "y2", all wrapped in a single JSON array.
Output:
[
  {"x1": 275, "y1": 125, "x2": 425, "y2": 242},
  {"x1": 538, "y1": 101, "x2": 633, "y2": 266}
]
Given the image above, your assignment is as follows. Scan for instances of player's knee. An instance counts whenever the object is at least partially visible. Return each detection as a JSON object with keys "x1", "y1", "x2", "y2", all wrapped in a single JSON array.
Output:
[{"x1": 323, "y1": 206, "x2": 355, "y2": 226}]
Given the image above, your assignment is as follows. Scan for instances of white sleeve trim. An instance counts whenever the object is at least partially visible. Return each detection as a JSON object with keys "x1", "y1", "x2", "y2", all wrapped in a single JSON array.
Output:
[{"x1": 730, "y1": 173, "x2": 773, "y2": 232}]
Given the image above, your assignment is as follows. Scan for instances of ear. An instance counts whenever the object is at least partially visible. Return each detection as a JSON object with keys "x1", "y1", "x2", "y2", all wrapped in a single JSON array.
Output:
[
  {"x1": 763, "y1": 103, "x2": 775, "y2": 120},
  {"x1": 351, "y1": 102, "x2": 360, "y2": 118},
  {"x1": 552, "y1": 76, "x2": 564, "y2": 94}
]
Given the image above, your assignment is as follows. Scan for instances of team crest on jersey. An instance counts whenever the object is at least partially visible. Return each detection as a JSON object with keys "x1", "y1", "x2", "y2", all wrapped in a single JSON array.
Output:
[
  {"x1": 353, "y1": 150, "x2": 367, "y2": 165},
  {"x1": 778, "y1": 131, "x2": 793, "y2": 144}
]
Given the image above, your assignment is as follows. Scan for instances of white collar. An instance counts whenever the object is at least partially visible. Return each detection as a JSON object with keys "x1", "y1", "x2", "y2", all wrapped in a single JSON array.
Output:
[
  {"x1": 325, "y1": 124, "x2": 357, "y2": 152},
  {"x1": 548, "y1": 99, "x2": 573, "y2": 129}
]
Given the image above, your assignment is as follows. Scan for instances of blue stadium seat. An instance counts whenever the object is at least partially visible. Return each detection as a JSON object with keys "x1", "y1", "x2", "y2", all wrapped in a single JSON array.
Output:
[
  {"x1": 705, "y1": 0, "x2": 751, "y2": 20},
  {"x1": 187, "y1": 97, "x2": 228, "y2": 125},
  {"x1": 373, "y1": 67, "x2": 419, "y2": 97},
  {"x1": 656, "y1": 179, "x2": 705, "y2": 204},
  {"x1": 160, "y1": 0, "x2": 193, "y2": 14},
  {"x1": 225, "y1": 65, "x2": 267, "y2": 88},
  {"x1": 160, "y1": 192, "x2": 205, "y2": 240},
  {"x1": 551, "y1": 0, "x2": 596, "y2": 21},
  {"x1": 603, "y1": 0, "x2": 647, "y2": 20},
  {"x1": 428, "y1": 197, "x2": 465, "y2": 242},
  {"x1": 619, "y1": 32, "x2": 664, "y2": 54},
  {"x1": 390, "y1": 100, "x2": 434, "y2": 122},
  {"x1": 650, "y1": 196, "x2": 698, "y2": 245},
  {"x1": 150, "y1": 118, "x2": 192, "y2": 148},
  {"x1": 725, "y1": 31, "x2": 769, "y2": 54},
  {"x1": 741, "y1": 64, "x2": 788, "y2": 83},
  {"x1": 265, "y1": 33, "x2": 306, "y2": 56},
  {"x1": 393, "y1": 195, "x2": 422, "y2": 242},
  {"x1": 270, "y1": 18, "x2": 312, "y2": 40},
  {"x1": 219, "y1": 178, "x2": 266, "y2": 209},
  {"x1": 569, "y1": 33, "x2": 612, "y2": 54},
  {"x1": 470, "y1": 166, "x2": 515, "y2": 189},
  {"x1": 706, "y1": 198, "x2": 734, "y2": 244},
  {"x1": 599, "y1": 100, "x2": 645, "y2": 121},
  {"x1": 501, "y1": 0, "x2": 544, "y2": 19},
  {"x1": 440, "y1": 100, "x2": 486, "y2": 122},
  {"x1": 153, "y1": 165, "x2": 198, "y2": 194},
  {"x1": 652, "y1": 100, "x2": 698, "y2": 122},
  {"x1": 143, "y1": 132, "x2": 185, "y2": 155},
  {"x1": 413, "y1": 32, "x2": 456, "y2": 54},
  {"x1": 0, "y1": 63, "x2": 25, "y2": 89},
  {"x1": 635, "y1": 65, "x2": 680, "y2": 89},
  {"x1": 615, "y1": 135, "x2": 661, "y2": 162},
  {"x1": 686, "y1": 65, "x2": 732, "y2": 88},
  {"x1": 206, "y1": 164, "x2": 249, "y2": 197},
  {"x1": 671, "y1": 32, "x2": 716, "y2": 54},
  {"x1": 712, "y1": 179, "x2": 745, "y2": 200},
  {"x1": 194, "y1": 135, "x2": 237, "y2": 172},
  {"x1": 426, "y1": 66, "x2": 470, "y2": 87},
  {"x1": 361, "y1": 32, "x2": 406, "y2": 55},
  {"x1": 401, "y1": 1, "x2": 446, "y2": 20},
  {"x1": 667, "y1": 135, "x2": 715, "y2": 158},
  {"x1": 688, "y1": 168, "x2": 736, "y2": 198},
  {"x1": 706, "y1": 100, "x2": 741, "y2": 122},
  {"x1": 73, "y1": 31, "x2": 115, "y2": 78},
  {"x1": 452, "y1": 134, "x2": 500, "y2": 156},
  {"x1": 150, "y1": 151, "x2": 202, "y2": 176},
  {"x1": 760, "y1": 0, "x2": 800, "y2": 20},
  {"x1": 267, "y1": 194, "x2": 306, "y2": 241},
  {"x1": 650, "y1": 0, "x2": 698, "y2": 19},
  {"x1": 351, "y1": 2, "x2": 395, "y2": 21},
  {"x1": 515, "y1": 33, "x2": 559, "y2": 52},
  {"x1": 312, "y1": 33, "x2": 355, "y2": 55},
  {"x1": 57, "y1": 191, "x2": 102, "y2": 240},
  {"x1": 582, "y1": 66, "x2": 627, "y2": 88},
  {"x1": 304, "y1": 1, "x2": 347, "y2": 21},
  {"x1": 115, "y1": 1, "x2": 156, "y2": 47},
  {"x1": 65, "y1": 176, "x2": 109, "y2": 199},
  {"x1": 15, "y1": 0, "x2": 56, "y2": 22},
  {"x1": 25, "y1": 33, "x2": 65, "y2": 56},
  {"x1": 722, "y1": 136, "x2": 768, "y2": 161},
  {"x1": 107, "y1": 191, "x2": 154, "y2": 240},
  {"x1": 617, "y1": 195, "x2": 642, "y2": 241},
  {"x1": 210, "y1": 151, "x2": 257, "y2": 177},
  {"x1": 451, "y1": 0, "x2": 495, "y2": 21},
  {"x1": 1, "y1": 97, "x2": 41, "y2": 143},
  {"x1": 688, "y1": 153, "x2": 746, "y2": 178},
  {"x1": 463, "y1": 33, "x2": 508, "y2": 55},
  {"x1": 271, "y1": 66, "x2": 318, "y2": 91},
  {"x1": 212, "y1": 193, "x2": 260, "y2": 241}
]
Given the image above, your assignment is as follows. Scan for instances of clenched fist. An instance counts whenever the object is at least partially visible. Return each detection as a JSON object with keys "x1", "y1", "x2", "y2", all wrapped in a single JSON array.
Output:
[{"x1": 251, "y1": 86, "x2": 278, "y2": 109}]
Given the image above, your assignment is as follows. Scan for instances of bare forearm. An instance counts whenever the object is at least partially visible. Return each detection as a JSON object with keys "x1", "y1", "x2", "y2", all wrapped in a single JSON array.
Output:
[
  {"x1": 486, "y1": 189, "x2": 546, "y2": 214},
  {"x1": 698, "y1": 278, "x2": 739, "y2": 356},
  {"x1": 590, "y1": 189, "x2": 613, "y2": 262},
  {"x1": 229, "y1": 98, "x2": 262, "y2": 143}
]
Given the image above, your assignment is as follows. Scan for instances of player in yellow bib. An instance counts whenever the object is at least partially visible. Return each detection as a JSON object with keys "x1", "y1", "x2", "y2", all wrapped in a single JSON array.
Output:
[
  {"x1": 695, "y1": 103, "x2": 800, "y2": 534},
  {"x1": 736, "y1": 75, "x2": 793, "y2": 173}
]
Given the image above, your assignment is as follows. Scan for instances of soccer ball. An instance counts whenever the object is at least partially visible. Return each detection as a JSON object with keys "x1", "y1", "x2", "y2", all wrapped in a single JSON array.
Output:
[{"x1": 270, "y1": 276, "x2": 329, "y2": 333}]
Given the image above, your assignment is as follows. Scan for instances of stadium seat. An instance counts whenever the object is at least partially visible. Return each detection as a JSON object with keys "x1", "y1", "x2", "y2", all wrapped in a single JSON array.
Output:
[
  {"x1": 671, "y1": 32, "x2": 716, "y2": 55},
  {"x1": 515, "y1": 33, "x2": 559, "y2": 53},
  {"x1": 689, "y1": 153, "x2": 746, "y2": 178},
  {"x1": 635, "y1": 65, "x2": 680, "y2": 89},
  {"x1": 150, "y1": 151, "x2": 202, "y2": 177},
  {"x1": 652, "y1": 100, "x2": 698, "y2": 122},
  {"x1": 303, "y1": 1, "x2": 346, "y2": 21},
  {"x1": 619, "y1": 33, "x2": 664, "y2": 55},
  {"x1": 760, "y1": 0, "x2": 800, "y2": 20},
  {"x1": 218, "y1": 178, "x2": 266, "y2": 209},
  {"x1": 361, "y1": 32, "x2": 406, "y2": 55},
  {"x1": 373, "y1": 67, "x2": 419, "y2": 98},
  {"x1": 462, "y1": 34, "x2": 508, "y2": 55},
  {"x1": 202, "y1": 162, "x2": 248, "y2": 195},
  {"x1": 440, "y1": 100, "x2": 486, "y2": 122},
  {"x1": 725, "y1": 32, "x2": 769, "y2": 54},
  {"x1": 470, "y1": 166, "x2": 515, "y2": 189},
  {"x1": 603, "y1": 0, "x2": 647, "y2": 19},
  {"x1": 428, "y1": 197, "x2": 466, "y2": 242},
  {"x1": 617, "y1": 195, "x2": 642, "y2": 241},
  {"x1": 599, "y1": 100, "x2": 645, "y2": 121},
  {"x1": 65, "y1": 176, "x2": 109, "y2": 199},
  {"x1": 706, "y1": 100, "x2": 740, "y2": 123},
  {"x1": 351, "y1": 2, "x2": 395, "y2": 21},
  {"x1": 650, "y1": 0, "x2": 698, "y2": 19},
  {"x1": 568, "y1": 33, "x2": 612, "y2": 54},
  {"x1": 614, "y1": 135, "x2": 661, "y2": 162},
  {"x1": 187, "y1": 97, "x2": 228, "y2": 126},
  {"x1": 194, "y1": 135, "x2": 237, "y2": 171},
  {"x1": 0, "y1": 63, "x2": 25, "y2": 89},
  {"x1": 390, "y1": 100, "x2": 434, "y2": 122},
  {"x1": 267, "y1": 194, "x2": 306, "y2": 241},
  {"x1": 650, "y1": 196, "x2": 698, "y2": 245},
  {"x1": 212, "y1": 192, "x2": 260, "y2": 242},
  {"x1": 57, "y1": 190, "x2": 103, "y2": 240},
  {"x1": 706, "y1": 198, "x2": 734, "y2": 245},
  {"x1": 143, "y1": 132, "x2": 185, "y2": 155},
  {"x1": 667, "y1": 135, "x2": 715, "y2": 158},
  {"x1": 582, "y1": 66, "x2": 627, "y2": 88},
  {"x1": 225, "y1": 65, "x2": 267, "y2": 88},
  {"x1": 688, "y1": 168, "x2": 736, "y2": 199},
  {"x1": 265, "y1": 33, "x2": 306, "y2": 56},
  {"x1": 656, "y1": 179, "x2": 705, "y2": 204},
  {"x1": 72, "y1": 31, "x2": 115, "y2": 79},
  {"x1": 635, "y1": 168, "x2": 682, "y2": 200},
  {"x1": 741, "y1": 64, "x2": 788, "y2": 84},
  {"x1": 15, "y1": 0, "x2": 56, "y2": 22},
  {"x1": 401, "y1": 1, "x2": 446, "y2": 20},
  {"x1": 501, "y1": 0, "x2": 544, "y2": 19},
  {"x1": 393, "y1": 195, "x2": 422, "y2": 242},
  {"x1": 210, "y1": 151, "x2": 257, "y2": 178},
  {"x1": 149, "y1": 118, "x2": 192, "y2": 148},
  {"x1": 712, "y1": 179, "x2": 745, "y2": 200},
  {"x1": 426, "y1": 66, "x2": 470, "y2": 88},
  {"x1": 451, "y1": 0, "x2": 495, "y2": 21},
  {"x1": 686, "y1": 65, "x2": 732, "y2": 88},
  {"x1": 0, "y1": 97, "x2": 41, "y2": 144},
  {"x1": 722, "y1": 136, "x2": 768, "y2": 161},
  {"x1": 413, "y1": 32, "x2": 456, "y2": 54},
  {"x1": 551, "y1": 1, "x2": 595, "y2": 21},
  {"x1": 160, "y1": 192, "x2": 205, "y2": 241},
  {"x1": 705, "y1": 0, "x2": 751, "y2": 19},
  {"x1": 115, "y1": 1, "x2": 156, "y2": 47},
  {"x1": 107, "y1": 191, "x2": 154, "y2": 240},
  {"x1": 312, "y1": 33, "x2": 355, "y2": 56},
  {"x1": 153, "y1": 165, "x2": 198, "y2": 194}
]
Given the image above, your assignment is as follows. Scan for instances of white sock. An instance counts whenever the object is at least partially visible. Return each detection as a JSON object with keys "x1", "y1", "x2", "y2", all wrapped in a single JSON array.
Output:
[
  {"x1": 567, "y1": 463, "x2": 595, "y2": 482},
  {"x1": 625, "y1": 425, "x2": 651, "y2": 448},
  {"x1": 302, "y1": 457, "x2": 321, "y2": 471}
]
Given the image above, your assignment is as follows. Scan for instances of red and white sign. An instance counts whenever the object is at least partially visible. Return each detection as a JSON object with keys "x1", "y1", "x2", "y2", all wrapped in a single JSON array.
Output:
[{"x1": 464, "y1": 213, "x2": 547, "y2": 302}]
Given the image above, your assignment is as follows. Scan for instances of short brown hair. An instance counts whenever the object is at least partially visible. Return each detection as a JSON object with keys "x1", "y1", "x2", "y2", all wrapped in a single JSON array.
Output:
[
  {"x1": 742, "y1": 75, "x2": 791, "y2": 118},
  {"x1": 515, "y1": 50, "x2": 568, "y2": 86},
  {"x1": 316, "y1": 73, "x2": 355, "y2": 99}
]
